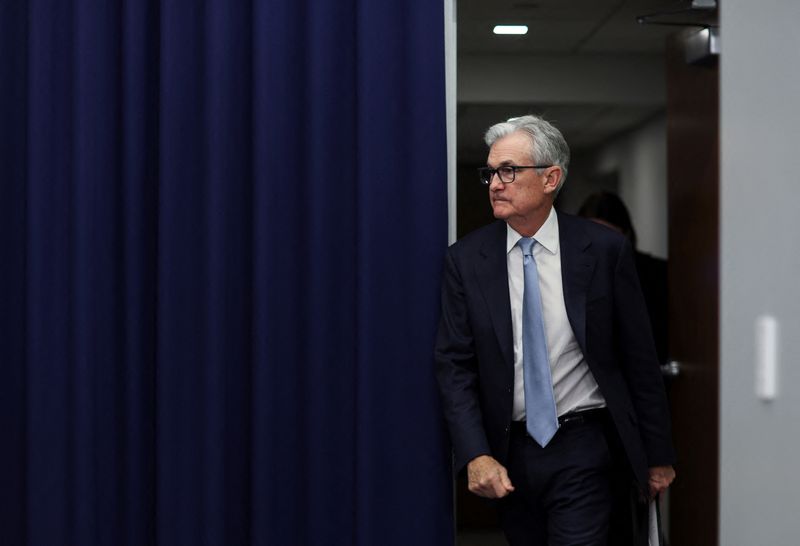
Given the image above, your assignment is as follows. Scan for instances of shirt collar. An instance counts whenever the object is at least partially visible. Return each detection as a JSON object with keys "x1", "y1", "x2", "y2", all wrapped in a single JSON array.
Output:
[{"x1": 506, "y1": 207, "x2": 559, "y2": 255}]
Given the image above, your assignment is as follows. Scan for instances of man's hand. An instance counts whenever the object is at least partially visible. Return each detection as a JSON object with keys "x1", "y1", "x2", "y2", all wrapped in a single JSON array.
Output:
[
  {"x1": 648, "y1": 465, "x2": 676, "y2": 499},
  {"x1": 467, "y1": 455, "x2": 515, "y2": 499}
]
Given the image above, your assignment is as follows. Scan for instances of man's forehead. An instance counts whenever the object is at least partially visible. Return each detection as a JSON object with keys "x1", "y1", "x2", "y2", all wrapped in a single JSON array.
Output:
[{"x1": 488, "y1": 132, "x2": 531, "y2": 163}]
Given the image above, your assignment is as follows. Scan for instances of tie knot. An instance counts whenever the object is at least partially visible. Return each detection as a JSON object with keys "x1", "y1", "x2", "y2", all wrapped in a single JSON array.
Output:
[{"x1": 518, "y1": 237, "x2": 536, "y2": 256}]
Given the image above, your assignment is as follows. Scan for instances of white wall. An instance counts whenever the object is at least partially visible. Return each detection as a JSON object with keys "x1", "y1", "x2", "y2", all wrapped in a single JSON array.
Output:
[
  {"x1": 593, "y1": 115, "x2": 668, "y2": 258},
  {"x1": 445, "y1": 0, "x2": 457, "y2": 244},
  {"x1": 720, "y1": 1, "x2": 800, "y2": 544},
  {"x1": 459, "y1": 54, "x2": 664, "y2": 105}
]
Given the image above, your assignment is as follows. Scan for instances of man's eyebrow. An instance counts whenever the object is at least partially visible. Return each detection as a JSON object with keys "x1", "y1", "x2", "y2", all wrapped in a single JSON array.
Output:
[{"x1": 486, "y1": 159, "x2": 515, "y2": 168}]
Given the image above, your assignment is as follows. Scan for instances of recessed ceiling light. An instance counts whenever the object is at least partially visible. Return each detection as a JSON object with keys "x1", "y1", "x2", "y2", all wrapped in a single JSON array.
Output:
[{"x1": 493, "y1": 25, "x2": 529, "y2": 35}]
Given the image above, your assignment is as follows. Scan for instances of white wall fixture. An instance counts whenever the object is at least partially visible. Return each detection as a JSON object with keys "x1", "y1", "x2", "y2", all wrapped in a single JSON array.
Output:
[{"x1": 754, "y1": 315, "x2": 779, "y2": 401}]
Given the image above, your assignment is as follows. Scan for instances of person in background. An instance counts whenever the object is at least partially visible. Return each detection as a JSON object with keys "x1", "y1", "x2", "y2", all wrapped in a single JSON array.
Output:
[
  {"x1": 435, "y1": 115, "x2": 675, "y2": 545},
  {"x1": 578, "y1": 192, "x2": 668, "y2": 366}
]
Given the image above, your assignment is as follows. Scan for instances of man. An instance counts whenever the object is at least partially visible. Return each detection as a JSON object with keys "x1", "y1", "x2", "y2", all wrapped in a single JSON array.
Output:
[{"x1": 435, "y1": 115, "x2": 675, "y2": 545}]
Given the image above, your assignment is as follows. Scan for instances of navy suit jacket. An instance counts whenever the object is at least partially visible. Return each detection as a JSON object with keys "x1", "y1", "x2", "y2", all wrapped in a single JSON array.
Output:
[{"x1": 435, "y1": 211, "x2": 675, "y2": 489}]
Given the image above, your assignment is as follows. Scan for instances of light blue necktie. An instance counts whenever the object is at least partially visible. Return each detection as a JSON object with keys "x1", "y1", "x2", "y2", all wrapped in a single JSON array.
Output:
[{"x1": 518, "y1": 237, "x2": 559, "y2": 447}]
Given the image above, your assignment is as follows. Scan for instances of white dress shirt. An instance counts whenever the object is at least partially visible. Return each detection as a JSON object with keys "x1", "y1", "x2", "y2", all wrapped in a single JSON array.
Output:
[{"x1": 507, "y1": 207, "x2": 606, "y2": 421}]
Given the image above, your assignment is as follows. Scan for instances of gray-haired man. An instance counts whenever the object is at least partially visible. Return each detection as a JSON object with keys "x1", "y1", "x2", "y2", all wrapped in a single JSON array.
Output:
[{"x1": 435, "y1": 115, "x2": 675, "y2": 544}]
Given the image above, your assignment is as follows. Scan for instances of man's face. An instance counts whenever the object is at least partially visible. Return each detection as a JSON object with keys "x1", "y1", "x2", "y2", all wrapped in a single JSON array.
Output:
[{"x1": 487, "y1": 131, "x2": 556, "y2": 226}]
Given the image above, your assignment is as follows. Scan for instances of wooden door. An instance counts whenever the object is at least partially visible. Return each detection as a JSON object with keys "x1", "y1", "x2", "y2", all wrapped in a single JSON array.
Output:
[{"x1": 665, "y1": 31, "x2": 719, "y2": 546}]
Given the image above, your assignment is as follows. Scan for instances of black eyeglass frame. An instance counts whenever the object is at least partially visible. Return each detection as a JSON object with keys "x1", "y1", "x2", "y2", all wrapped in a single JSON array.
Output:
[{"x1": 478, "y1": 164, "x2": 554, "y2": 185}]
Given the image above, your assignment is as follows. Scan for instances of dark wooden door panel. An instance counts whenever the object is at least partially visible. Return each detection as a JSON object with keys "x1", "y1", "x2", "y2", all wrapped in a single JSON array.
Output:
[{"x1": 666, "y1": 30, "x2": 720, "y2": 546}]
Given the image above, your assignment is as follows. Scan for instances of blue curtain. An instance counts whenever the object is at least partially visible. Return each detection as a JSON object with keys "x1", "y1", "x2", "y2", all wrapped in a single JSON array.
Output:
[{"x1": 0, "y1": 1, "x2": 453, "y2": 545}]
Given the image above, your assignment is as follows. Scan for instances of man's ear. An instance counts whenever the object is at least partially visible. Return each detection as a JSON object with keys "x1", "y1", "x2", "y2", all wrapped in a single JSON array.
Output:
[{"x1": 543, "y1": 166, "x2": 562, "y2": 194}]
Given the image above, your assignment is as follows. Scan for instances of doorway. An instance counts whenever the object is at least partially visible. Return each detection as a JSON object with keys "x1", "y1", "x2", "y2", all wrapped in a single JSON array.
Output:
[{"x1": 452, "y1": 1, "x2": 719, "y2": 543}]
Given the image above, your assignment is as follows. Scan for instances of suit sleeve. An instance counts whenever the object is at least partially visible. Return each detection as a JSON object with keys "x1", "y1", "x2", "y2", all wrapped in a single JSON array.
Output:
[
  {"x1": 434, "y1": 248, "x2": 491, "y2": 471},
  {"x1": 613, "y1": 238, "x2": 677, "y2": 467}
]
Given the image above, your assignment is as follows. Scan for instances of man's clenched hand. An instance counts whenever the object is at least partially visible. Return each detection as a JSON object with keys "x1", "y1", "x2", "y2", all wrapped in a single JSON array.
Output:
[
  {"x1": 648, "y1": 465, "x2": 676, "y2": 499},
  {"x1": 467, "y1": 455, "x2": 515, "y2": 499}
]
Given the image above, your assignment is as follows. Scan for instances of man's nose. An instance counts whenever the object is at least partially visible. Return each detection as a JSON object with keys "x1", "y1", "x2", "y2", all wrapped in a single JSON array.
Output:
[{"x1": 489, "y1": 173, "x2": 504, "y2": 190}]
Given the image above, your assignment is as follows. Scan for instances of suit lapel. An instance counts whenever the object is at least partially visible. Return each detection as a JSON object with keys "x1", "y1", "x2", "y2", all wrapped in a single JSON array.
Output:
[
  {"x1": 474, "y1": 222, "x2": 515, "y2": 373},
  {"x1": 558, "y1": 211, "x2": 595, "y2": 355}
]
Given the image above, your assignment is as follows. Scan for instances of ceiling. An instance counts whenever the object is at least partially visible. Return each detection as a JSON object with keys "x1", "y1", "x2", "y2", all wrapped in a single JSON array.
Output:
[
  {"x1": 456, "y1": 0, "x2": 714, "y2": 160},
  {"x1": 458, "y1": 0, "x2": 679, "y2": 55}
]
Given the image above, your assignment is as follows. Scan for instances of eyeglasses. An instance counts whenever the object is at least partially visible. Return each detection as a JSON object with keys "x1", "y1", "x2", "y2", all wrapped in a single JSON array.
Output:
[{"x1": 478, "y1": 165, "x2": 553, "y2": 185}]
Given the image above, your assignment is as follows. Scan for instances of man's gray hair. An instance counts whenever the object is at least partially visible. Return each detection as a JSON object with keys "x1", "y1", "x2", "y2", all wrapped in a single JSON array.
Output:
[{"x1": 484, "y1": 115, "x2": 570, "y2": 192}]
